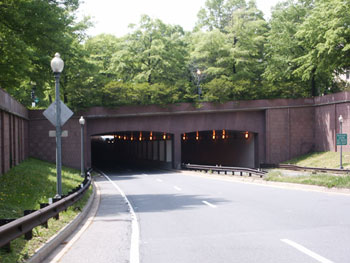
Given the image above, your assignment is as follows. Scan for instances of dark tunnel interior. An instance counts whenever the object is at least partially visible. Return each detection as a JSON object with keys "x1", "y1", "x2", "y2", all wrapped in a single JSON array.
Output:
[{"x1": 91, "y1": 130, "x2": 257, "y2": 170}]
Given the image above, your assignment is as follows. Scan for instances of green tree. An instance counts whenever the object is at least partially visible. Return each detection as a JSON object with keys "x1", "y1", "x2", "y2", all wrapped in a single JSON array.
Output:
[
  {"x1": 294, "y1": 0, "x2": 350, "y2": 95},
  {"x1": 0, "y1": 0, "x2": 88, "y2": 106},
  {"x1": 227, "y1": 0, "x2": 268, "y2": 83},
  {"x1": 263, "y1": 0, "x2": 315, "y2": 97},
  {"x1": 110, "y1": 15, "x2": 189, "y2": 85},
  {"x1": 195, "y1": 0, "x2": 246, "y2": 32},
  {"x1": 84, "y1": 34, "x2": 122, "y2": 79},
  {"x1": 190, "y1": 29, "x2": 232, "y2": 80}
]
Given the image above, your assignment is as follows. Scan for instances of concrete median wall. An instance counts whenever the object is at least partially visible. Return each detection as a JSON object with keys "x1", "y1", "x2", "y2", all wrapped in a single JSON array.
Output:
[{"x1": 0, "y1": 89, "x2": 29, "y2": 175}]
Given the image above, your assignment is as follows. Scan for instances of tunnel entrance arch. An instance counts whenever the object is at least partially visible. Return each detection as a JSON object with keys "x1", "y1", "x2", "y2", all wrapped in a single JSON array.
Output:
[
  {"x1": 181, "y1": 130, "x2": 257, "y2": 168},
  {"x1": 91, "y1": 131, "x2": 174, "y2": 169}
]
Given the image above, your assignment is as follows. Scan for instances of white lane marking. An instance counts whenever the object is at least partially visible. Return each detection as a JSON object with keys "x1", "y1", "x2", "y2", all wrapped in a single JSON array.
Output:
[
  {"x1": 102, "y1": 172, "x2": 140, "y2": 263},
  {"x1": 281, "y1": 239, "x2": 334, "y2": 263},
  {"x1": 156, "y1": 179, "x2": 163, "y2": 182},
  {"x1": 174, "y1": 186, "x2": 182, "y2": 191},
  {"x1": 202, "y1": 201, "x2": 217, "y2": 208}
]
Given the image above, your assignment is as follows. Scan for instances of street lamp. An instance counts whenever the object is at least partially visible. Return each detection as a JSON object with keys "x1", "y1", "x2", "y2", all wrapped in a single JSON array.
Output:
[
  {"x1": 31, "y1": 81, "x2": 36, "y2": 107},
  {"x1": 79, "y1": 116, "x2": 85, "y2": 177},
  {"x1": 51, "y1": 53, "x2": 64, "y2": 198},
  {"x1": 196, "y1": 69, "x2": 202, "y2": 99},
  {"x1": 339, "y1": 115, "x2": 344, "y2": 169}
]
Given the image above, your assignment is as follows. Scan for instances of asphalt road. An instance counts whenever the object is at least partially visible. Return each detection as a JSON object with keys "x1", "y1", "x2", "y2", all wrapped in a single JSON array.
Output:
[{"x1": 48, "y1": 168, "x2": 350, "y2": 263}]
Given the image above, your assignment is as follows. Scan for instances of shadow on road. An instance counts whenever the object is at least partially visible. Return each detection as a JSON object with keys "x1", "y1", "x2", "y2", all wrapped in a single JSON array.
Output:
[
  {"x1": 95, "y1": 168, "x2": 229, "y2": 215},
  {"x1": 128, "y1": 194, "x2": 228, "y2": 213},
  {"x1": 98, "y1": 192, "x2": 228, "y2": 215}
]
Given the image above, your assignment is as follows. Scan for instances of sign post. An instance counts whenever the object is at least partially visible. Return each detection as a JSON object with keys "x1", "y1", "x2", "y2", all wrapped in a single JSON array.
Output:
[
  {"x1": 337, "y1": 115, "x2": 345, "y2": 169},
  {"x1": 43, "y1": 97, "x2": 74, "y2": 197}
]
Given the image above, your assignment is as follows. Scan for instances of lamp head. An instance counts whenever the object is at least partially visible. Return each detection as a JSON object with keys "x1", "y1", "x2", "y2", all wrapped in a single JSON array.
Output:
[
  {"x1": 51, "y1": 53, "x2": 64, "y2": 73},
  {"x1": 79, "y1": 116, "x2": 85, "y2": 125},
  {"x1": 339, "y1": 115, "x2": 343, "y2": 123}
]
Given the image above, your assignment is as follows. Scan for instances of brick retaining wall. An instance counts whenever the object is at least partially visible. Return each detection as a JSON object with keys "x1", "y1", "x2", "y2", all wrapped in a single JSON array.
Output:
[{"x1": 0, "y1": 89, "x2": 29, "y2": 175}]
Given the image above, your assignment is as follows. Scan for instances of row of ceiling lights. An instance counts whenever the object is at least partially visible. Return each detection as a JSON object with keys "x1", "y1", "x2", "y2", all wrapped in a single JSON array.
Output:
[
  {"x1": 106, "y1": 130, "x2": 250, "y2": 143},
  {"x1": 182, "y1": 130, "x2": 249, "y2": 141},
  {"x1": 107, "y1": 132, "x2": 170, "y2": 143}
]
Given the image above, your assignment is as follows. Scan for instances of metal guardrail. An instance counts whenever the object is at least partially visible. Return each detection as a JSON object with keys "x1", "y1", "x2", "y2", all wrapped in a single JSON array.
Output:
[
  {"x1": 182, "y1": 163, "x2": 267, "y2": 178},
  {"x1": 0, "y1": 175, "x2": 91, "y2": 250},
  {"x1": 276, "y1": 164, "x2": 350, "y2": 174}
]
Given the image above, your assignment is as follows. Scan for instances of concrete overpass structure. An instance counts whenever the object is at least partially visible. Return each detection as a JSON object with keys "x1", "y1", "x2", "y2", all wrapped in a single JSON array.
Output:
[{"x1": 26, "y1": 91, "x2": 350, "y2": 170}]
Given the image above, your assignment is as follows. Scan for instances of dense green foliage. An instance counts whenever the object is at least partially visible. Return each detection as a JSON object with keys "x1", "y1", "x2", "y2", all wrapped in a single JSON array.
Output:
[{"x1": 1, "y1": 0, "x2": 349, "y2": 110}]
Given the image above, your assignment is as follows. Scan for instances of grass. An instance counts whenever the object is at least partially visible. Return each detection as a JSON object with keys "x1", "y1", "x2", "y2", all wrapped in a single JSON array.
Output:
[
  {"x1": 265, "y1": 170, "x2": 350, "y2": 188},
  {"x1": 0, "y1": 158, "x2": 92, "y2": 263},
  {"x1": 283, "y1": 151, "x2": 350, "y2": 169},
  {"x1": 266, "y1": 151, "x2": 350, "y2": 188}
]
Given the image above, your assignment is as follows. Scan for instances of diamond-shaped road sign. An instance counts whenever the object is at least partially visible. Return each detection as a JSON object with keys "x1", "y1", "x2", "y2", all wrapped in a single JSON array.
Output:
[{"x1": 43, "y1": 100, "x2": 74, "y2": 127}]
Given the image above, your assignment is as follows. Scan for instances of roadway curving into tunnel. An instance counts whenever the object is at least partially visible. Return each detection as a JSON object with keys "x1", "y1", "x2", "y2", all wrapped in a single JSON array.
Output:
[
  {"x1": 91, "y1": 131, "x2": 174, "y2": 170},
  {"x1": 181, "y1": 130, "x2": 258, "y2": 168}
]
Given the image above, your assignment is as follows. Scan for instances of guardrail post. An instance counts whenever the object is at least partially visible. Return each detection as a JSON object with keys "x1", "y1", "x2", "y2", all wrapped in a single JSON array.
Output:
[
  {"x1": 53, "y1": 198, "x2": 61, "y2": 220},
  {"x1": 0, "y1": 219, "x2": 15, "y2": 252},
  {"x1": 23, "y1": 210, "x2": 36, "y2": 240},
  {"x1": 39, "y1": 203, "x2": 49, "y2": 228}
]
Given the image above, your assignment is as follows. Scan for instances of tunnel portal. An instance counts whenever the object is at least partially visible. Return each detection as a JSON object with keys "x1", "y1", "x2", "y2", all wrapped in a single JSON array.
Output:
[
  {"x1": 92, "y1": 130, "x2": 257, "y2": 169},
  {"x1": 91, "y1": 131, "x2": 174, "y2": 169},
  {"x1": 181, "y1": 130, "x2": 257, "y2": 168}
]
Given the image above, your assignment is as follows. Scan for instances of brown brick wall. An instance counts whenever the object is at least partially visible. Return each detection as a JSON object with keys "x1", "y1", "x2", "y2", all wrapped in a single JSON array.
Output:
[
  {"x1": 314, "y1": 101, "x2": 350, "y2": 153},
  {"x1": 265, "y1": 107, "x2": 315, "y2": 164},
  {"x1": 290, "y1": 107, "x2": 315, "y2": 157},
  {"x1": 0, "y1": 89, "x2": 29, "y2": 175},
  {"x1": 27, "y1": 91, "x2": 350, "y2": 169},
  {"x1": 0, "y1": 112, "x2": 28, "y2": 175},
  {"x1": 29, "y1": 116, "x2": 84, "y2": 170}
]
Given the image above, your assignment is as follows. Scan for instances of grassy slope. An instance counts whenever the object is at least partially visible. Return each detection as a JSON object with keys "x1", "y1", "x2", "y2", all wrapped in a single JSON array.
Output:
[
  {"x1": 266, "y1": 152, "x2": 350, "y2": 188},
  {"x1": 283, "y1": 151, "x2": 350, "y2": 169},
  {"x1": 0, "y1": 158, "x2": 92, "y2": 263}
]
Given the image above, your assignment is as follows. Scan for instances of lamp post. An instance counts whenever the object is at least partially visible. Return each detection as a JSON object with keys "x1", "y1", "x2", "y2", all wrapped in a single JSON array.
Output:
[
  {"x1": 196, "y1": 69, "x2": 202, "y2": 99},
  {"x1": 339, "y1": 115, "x2": 344, "y2": 169},
  {"x1": 51, "y1": 53, "x2": 64, "y2": 198},
  {"x1": 79, "y1": 116, "x2": 85, "y2": 177},
  {"x1": 31, "y1": 81, "x2": 36, "y2": 107}
]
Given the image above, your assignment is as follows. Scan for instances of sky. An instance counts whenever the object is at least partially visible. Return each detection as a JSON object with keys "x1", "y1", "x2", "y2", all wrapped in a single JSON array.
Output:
[{"x1": 77, "y1": 0, "x2": 281, "y2": 37}]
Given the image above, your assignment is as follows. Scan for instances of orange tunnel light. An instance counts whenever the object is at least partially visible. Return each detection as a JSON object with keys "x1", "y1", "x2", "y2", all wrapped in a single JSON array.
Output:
[
  {"x1": 139, "y1": 131, "x2": 142, "y2": 141},
  {"x1": 245, "y1": 131, "x2": 249, "y2": 139}
]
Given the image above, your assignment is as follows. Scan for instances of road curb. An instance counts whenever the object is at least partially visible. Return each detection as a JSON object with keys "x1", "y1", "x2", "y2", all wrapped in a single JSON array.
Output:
[{"x1": 27, "y1": 181, "x2": 96, "y2": 263}]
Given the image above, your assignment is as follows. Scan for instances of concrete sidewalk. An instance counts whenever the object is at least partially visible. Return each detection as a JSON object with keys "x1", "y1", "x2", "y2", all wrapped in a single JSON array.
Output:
[{"x1": 43, "y1": 175, "x2": 131, "y2": 263}]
